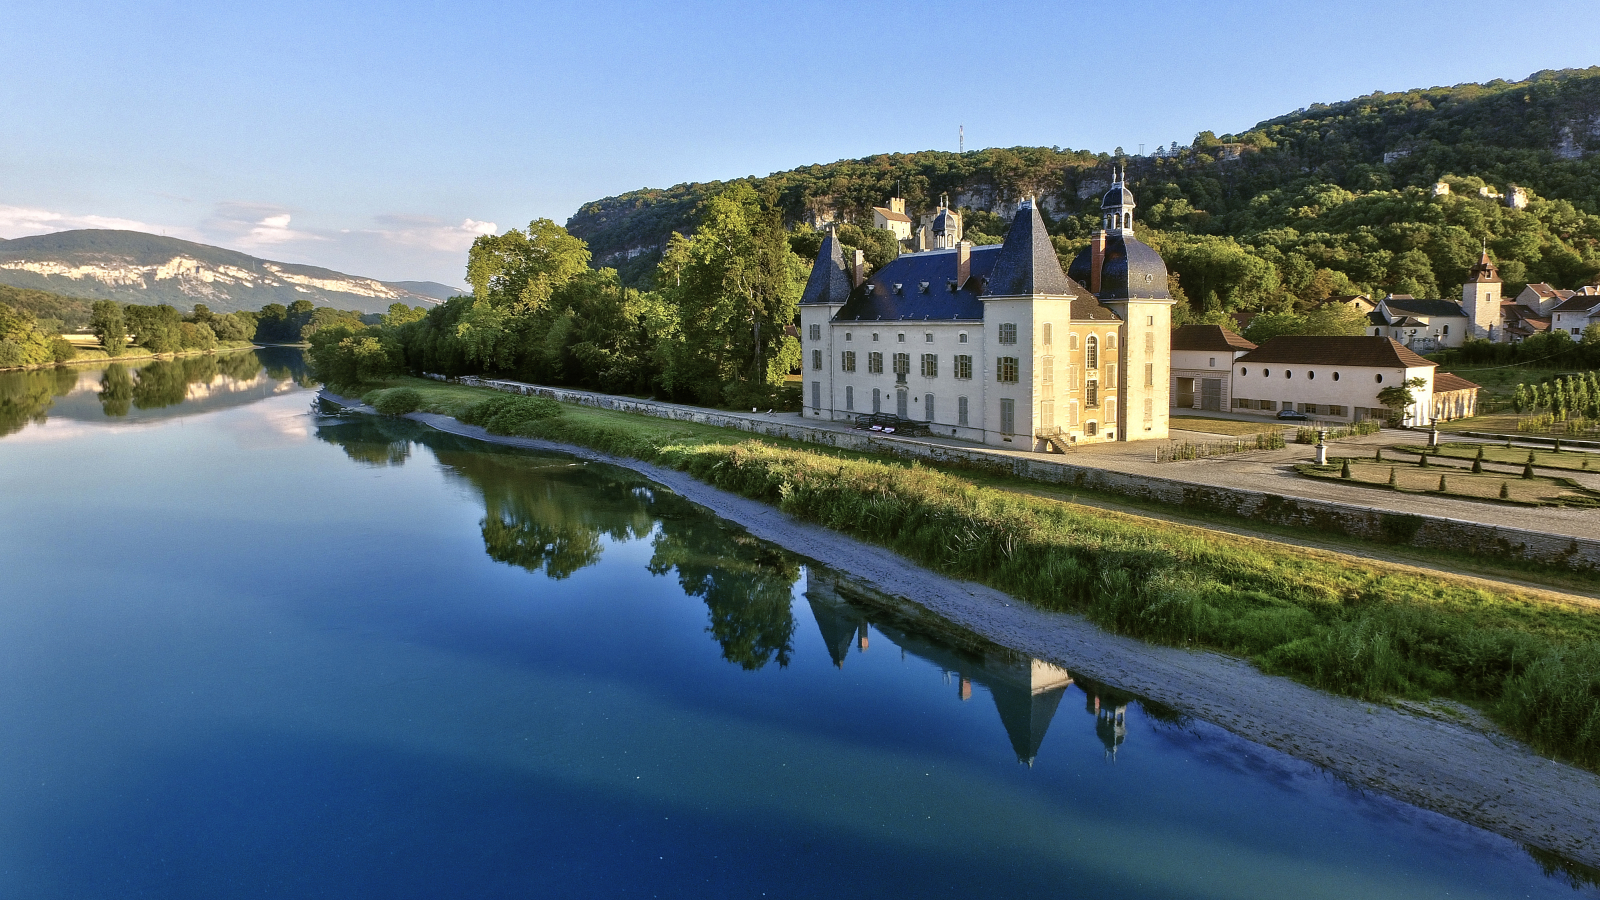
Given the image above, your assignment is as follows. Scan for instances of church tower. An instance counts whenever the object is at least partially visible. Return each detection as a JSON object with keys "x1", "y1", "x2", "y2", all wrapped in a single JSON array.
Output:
[{"x1": 1463, "y1": 249, "x2": 1501, "y2": 341}]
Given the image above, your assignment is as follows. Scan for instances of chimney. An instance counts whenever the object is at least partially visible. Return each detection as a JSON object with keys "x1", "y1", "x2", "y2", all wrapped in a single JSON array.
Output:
[
  {"x1": 955, "y1": 241, "x2": 971, "y2": 288},
  {"x1": 851, "y1": 249, "x2": 866, "y2": 287},
  {"x1": 1090, "y1": 230, "x2": 1107, "y2": 294}
]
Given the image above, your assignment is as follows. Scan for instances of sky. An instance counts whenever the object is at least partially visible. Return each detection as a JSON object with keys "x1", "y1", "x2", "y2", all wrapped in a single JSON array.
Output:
[{"x1": 2, "y1": 0, "x2": 1596, "y2": 288}]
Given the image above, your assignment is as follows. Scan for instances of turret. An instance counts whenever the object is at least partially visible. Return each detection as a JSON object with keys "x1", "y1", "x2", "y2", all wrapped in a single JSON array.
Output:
[{"x1": 1464, "y1": 249, "x2": 1501, "y2": 341}]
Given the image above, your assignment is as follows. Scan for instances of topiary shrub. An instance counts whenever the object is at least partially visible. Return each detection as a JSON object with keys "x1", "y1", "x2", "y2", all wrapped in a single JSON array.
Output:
[{"x1": 372, "y1": 387, "x2": 422, "y2": 416}]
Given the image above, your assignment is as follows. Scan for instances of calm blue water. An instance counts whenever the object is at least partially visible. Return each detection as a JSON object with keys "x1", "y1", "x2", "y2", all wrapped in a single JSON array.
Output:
[{"x1": 0, "y1": 356, "x2": 1593, "y2": 898}]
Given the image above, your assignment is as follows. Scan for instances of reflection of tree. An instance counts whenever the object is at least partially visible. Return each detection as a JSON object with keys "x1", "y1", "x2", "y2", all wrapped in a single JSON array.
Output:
[
  {"x1": 310, "y1": 418, "x2": 803, "y2": 668},
  {"x1": 0, "y1": 367, "x2": 78, "y2": 436},
  {"x1": 649, "y1": 515, "x2": 800, "y2": 670},
  {"x1": 217, "y1": 351, "x2": 264, "y2": 382},
  {"x1": 98, "y1": 364, "x2": 134, "y2": 417},
  {"x1": 436, "y1": 448, "x2": 655, "y2": 582},
  {"x1": 131, "y1": 356, "x2": 220, "y2": 410}
]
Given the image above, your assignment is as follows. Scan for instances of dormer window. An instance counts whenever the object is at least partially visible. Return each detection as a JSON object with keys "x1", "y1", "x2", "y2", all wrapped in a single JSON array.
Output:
[{"x1": 919, "y1": 282, "x2": 930, "y2": 293}]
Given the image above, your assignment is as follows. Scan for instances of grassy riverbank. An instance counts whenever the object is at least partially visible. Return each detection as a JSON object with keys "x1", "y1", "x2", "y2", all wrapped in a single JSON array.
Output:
[{"x1": 350, "y1": 378, "x2": 1600, "y2": 769}]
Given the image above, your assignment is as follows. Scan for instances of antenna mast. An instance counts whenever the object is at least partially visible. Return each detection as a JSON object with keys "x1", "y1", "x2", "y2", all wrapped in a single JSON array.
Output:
[{"x1": 959, "y1": 125, "x2": 964, "y2": 154}]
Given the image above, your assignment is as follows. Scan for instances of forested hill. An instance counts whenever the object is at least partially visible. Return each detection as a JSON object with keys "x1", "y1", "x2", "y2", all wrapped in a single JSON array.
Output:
[
  {"x1": 567, "y1": 67, "x2": 1600, "y2": 308},
  {"x1": 0, "y1": 230, "x2": 463, "y2": 315}
]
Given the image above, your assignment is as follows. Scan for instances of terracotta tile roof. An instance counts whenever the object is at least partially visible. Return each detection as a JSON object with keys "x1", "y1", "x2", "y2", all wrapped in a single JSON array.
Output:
[
  {"x1": 1433, "y1": 373, "x2": 1480, "y2": 393},
  {"x1": 1171, "y1": 323, "x2": 1255, "y2": 352},
  {"x1": 1551, "y1": 295, "x2": 1600, "y2": 314},
  {"x1": 1234, "y1": 336, "x2": 1436, "y2": 369},
  {"x1": 872, "y1": 207, "x2": 912, "y2": 224}
]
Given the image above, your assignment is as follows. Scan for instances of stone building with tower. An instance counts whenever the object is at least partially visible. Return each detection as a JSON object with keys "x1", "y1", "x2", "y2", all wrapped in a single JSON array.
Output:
[{"x1": 798, "y1": 171, "x2": 1173, "y2": 450}]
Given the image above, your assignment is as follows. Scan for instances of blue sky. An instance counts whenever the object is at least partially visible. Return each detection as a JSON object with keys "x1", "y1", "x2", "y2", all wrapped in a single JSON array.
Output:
[{"x1": 1, "y1": 0, "x2": 1595, "y2": 287}]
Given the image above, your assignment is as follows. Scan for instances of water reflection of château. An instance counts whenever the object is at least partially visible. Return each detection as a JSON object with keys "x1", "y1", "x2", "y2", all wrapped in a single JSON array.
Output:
[{"x1": 806, "y1": 567, "x2": 1132, "y2": 765}]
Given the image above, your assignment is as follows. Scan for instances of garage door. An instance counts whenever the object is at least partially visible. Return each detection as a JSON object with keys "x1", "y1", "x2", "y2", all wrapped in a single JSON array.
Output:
[{"x1": 1200, "y1": 378, "x2": 1223, "y2": 411}]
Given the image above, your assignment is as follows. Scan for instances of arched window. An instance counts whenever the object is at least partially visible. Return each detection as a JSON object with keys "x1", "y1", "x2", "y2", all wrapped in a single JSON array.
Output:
[{"x1": 1086, "y1": 335, "x2": 1099, "y2": 369}]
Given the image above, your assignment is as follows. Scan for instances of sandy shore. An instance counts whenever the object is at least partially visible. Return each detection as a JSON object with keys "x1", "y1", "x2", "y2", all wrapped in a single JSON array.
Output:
[{"x1": 322, "y1": 392, "x2": 1600, "y2": 869}]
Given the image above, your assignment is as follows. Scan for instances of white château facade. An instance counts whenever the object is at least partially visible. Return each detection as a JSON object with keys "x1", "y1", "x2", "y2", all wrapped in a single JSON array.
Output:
[{"x1": 798, "y1": 175, "x2": 1173, "y2": 450}]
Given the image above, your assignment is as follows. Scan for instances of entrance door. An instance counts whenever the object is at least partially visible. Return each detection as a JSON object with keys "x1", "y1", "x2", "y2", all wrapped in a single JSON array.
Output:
[
  {"x1": 1175, "y1": 377, "x2": 1195, "y2": 409},
  {"x1": 872, "y1": 388, "x2": 881, "y2": 414},
  {"x1": 896, "y1": 389, "x2": 908, "y2": 418},
  {"x1": 1200, "y1": 378, "x2": 1222, "y2": 411}
]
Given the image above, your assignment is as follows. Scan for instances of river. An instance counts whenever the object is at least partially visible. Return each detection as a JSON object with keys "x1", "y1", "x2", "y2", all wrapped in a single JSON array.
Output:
[{"x1": 0, "y1": 351, "x2": 1593, "y2": 898}]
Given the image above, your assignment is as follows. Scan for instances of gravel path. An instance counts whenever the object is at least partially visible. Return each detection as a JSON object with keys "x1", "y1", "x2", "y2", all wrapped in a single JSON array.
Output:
[{"x1": 320, "y1": 394, "x2": 1600, "y2": 869}]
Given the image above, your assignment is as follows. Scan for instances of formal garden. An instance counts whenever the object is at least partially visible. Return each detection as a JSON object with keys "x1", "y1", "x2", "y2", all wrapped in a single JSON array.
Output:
[{"x1": 1298, "y1": 444, "x2": 1600, "y2": 507}]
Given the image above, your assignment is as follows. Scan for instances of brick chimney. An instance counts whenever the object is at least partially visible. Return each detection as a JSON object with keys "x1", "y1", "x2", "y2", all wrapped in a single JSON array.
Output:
[
  {"x1": 851, "y1": 249, "x2": 866, "y2": 287},
  {"x1": 1090, "y1": 229, "x2": 1107, "y2": 294},
  {"x1": 955, "y1": 241, "x2": 971, "y2": 288}
]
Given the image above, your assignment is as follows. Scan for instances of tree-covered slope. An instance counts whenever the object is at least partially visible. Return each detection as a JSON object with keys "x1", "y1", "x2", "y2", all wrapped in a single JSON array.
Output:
[
  {"x1": 0, "y1": 230, "x2": 454, "y2": 315},
  {"x1": 567, "y1": 68, "x2": 1600, "y2": 309}
]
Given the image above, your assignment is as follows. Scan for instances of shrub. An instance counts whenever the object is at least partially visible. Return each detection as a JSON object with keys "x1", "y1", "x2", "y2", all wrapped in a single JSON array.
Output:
[
  {"x1": 372, "y1": 387, "x2": 422, "y2": 416},
  {"x1": 1496, "y1": 642, "x2": 1600, "y2": 768},
  {"x1": 461, "y1": 394, "x2": 563, "y2": 435},
  {"x1": 50, "y1": 337, "x2": 76, "y2": 363}
]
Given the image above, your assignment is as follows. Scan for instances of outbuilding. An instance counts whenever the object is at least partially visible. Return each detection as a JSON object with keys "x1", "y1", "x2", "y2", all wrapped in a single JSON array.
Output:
[
  {"x1": 1170, "y1": 323, "x2": 1254, "y2": 412},
  {"x1": 1229, "y1": 336, "x2": 1435, "y2": 425}
]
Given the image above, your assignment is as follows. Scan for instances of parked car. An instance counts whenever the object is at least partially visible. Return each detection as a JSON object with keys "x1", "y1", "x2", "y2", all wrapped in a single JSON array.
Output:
[
  {"x1": 1276, "y1": 409, "x2": 1310, "y2": 421},
  {"x1": 852, "y1": 412, "x2": 931, "y2": 436}
]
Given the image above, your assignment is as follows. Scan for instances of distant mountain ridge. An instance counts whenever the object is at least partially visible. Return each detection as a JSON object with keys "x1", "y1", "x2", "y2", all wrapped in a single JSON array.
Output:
[{"x1": 0, "y1": 230, "x2": 464, "y2": 314}]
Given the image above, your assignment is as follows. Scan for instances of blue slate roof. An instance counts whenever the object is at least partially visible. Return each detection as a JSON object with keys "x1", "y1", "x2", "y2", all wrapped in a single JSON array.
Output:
[
  {"x1": 833, "y1": 246, "x2": 1001, "y2": 322},
  {"x1": 1067, "y1": 233, "x2": 1172, "y2": 301},
  {"x1": 799, "y1": 230, "x2": 852, "y2": 306},
  {"x1": 985, "y1": 202, "x2": 1076, "y2": 297}
]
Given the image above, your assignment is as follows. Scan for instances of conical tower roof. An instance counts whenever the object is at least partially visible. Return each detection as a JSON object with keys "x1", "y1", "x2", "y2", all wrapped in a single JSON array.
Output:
[
  {"x1": 984, "y1": 200, "x2": 1072, "y2": 297},
  {"x1": 800, "y1": 229, "x2": 852, "y2": 305}
]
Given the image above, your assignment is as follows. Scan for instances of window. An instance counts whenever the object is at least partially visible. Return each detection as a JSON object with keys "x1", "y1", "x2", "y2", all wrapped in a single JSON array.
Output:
[
  {"x1": 1086, "y1": 420, "x2": 1097, "y2": 436},
  {"x1": 1145, "y1": 332, "x2": 1154, "y2": 354},
  {"x1": 1307, "y1": 371, "x2": 1315, "y2": 380},
  {"x1": 1069, "y1": 333, "x2": 1079, "y2": 350},
  {"x1": 959, "y1": 332, "x2": 969, "y2": 343},
  {"x1": 1442, "y1": 325, "x2": 1449, "y2": 335},
  {"x1": 958, "y1": 396, "x2": 969, "y2": 426},
  {"x1": 893, "y1": 352, "x2": 910, "y2": 379},
  {"x1": 998, "y1": 323, "x2": 1017, "y2": 344},
  {"x1": 1375, "y1": 374, "x2": 1384, "y2": 383},
  {"x1": 811, "y1": 381, "x2": 820, "y2": 412},
  {"x1": 1107, "y1": 364, "x2": 1117, "y2": 388},
  {"x1": 924, "y1": 393, "x2": 935, "y2": 421},
  {"x1": 1068, "y1": 365, "x2": 1079, "y2": 392},
  {"x1": 1106, "y1": 398, "x2": 1115, "y2": 426},
  {"x1": 1208, "y1": 357, "x2": 1216, "y2": 367},
  {"x1": 1144, "y1": 362, "x2": 1154, "y2": 387},
  {"x1": 845, "y1": 332, "x2": 852, "y2": 341},
  {"x1": 808, "y1": 324, "x2": 821, "y2": 341},
  {"x1": 1240, "y1": 368, "x2": 1248, "y2": 376},
  {"x1": 997, "y1": 356, "x2": 1019, "y2": 383},
  {"x1": 1146, "y1": 315, "x2": 1154, "y2": 326},
  {"x1": 954, "y1": 354, "x2": 973, "y2": 379},
  {"x1": 1043, "y1": 323, "x2": 1053, "y2": 345},
  {"x1": 924, "y1": 332, "x2": 934, "y2": 343},
  {"x1": 1106, "y1": 333, "x2": 1118, "y2": 351},
  {"x1": 812, "y1": 349, "x2": 822, "y2": 370},
  {"x1": 920, "y1": 353, "x2": 938, "y2": 378},
  {"x1": 1086, "y1": 335, "x2": 1099, "y2": 369},
  {"x1": 1042, "y1": 355, "x2": 1054, "y2": 384},
  {"x1": 1285, "y1": 370, "x2": 1292, "y2": 379},
  {"x1": 1263, "y1": 369, "x2": 1271, "y2": 377},
  {"x1": 872, "y1": 333, "x2": 880, "y2": 341},
  {"x1": 1332, "y1": 372, "x2": 1340, "y2": 381},
  {"x1": 842, "y1": 351, "x2": 856, "y2": 372},
  {"x1": 845, "y1": 385, "x2": 854, "y2": 411},
  {"x1": 1042, "y1": 399, "x2": 1055, "y2": 427},
  {"x1": 868, "y1": 351, "x2": 883, "y2": 374},
  {"x1": 897, "y1": 333, "x2": 906, "y2": 343},
  {"x1": 1086, "y1": 379, "x2": 1099, "y2": 407},
  {"x1": 999, "y1": 398, "x2": 1016, "y2": 435},
  {"x1": 1069, "y1": 400, "x2": 1080, "y2": 426},
  {"x1": 1329, "y1": 405, "x2": 1347, "y2": 416},
  {"x1": 1143, "y1": 397, "x2": 1154, "y2": 427}
]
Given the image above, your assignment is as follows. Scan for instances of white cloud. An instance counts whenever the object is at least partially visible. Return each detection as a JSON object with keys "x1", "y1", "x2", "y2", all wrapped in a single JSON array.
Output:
[
  {"x1": 0, "y1": 204, "x2": 194, "y2": 240},
  {"x1": 207, "y1": 203, "x2": 321, "y2": 248},
  {"x1": 365, "y1": 214, "x2": 498, "y2": 253}
]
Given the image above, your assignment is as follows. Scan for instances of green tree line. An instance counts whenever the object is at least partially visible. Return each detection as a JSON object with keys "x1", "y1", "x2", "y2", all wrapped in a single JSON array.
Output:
[{"x1": 311, "y1": 184, "x2": 804, "y2": 408}]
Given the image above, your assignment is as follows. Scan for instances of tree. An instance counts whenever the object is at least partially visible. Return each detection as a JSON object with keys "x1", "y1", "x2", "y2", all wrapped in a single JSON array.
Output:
[
  {"x1": 123, "y1": 304, "x2": 183, "y2": 353},
  {"x1": 1376, "y1": 376, "x2": 1429, "y2": 424},
  {"x1": 90, "y1": 300, "x2": 127, "y2": 355}
]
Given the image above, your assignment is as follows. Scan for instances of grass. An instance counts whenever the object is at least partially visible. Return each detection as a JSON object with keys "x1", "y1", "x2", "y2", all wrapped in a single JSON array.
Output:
[
  {"x1": 1170, "y1": 415, "x2": 1292, "y2": 437},
  {"x1": 1299, "y1": 459, "x2": 1600, "y2": 507},
  {"x1": 1390, "y1": 442, "x2": 1600, "y2": 472}
]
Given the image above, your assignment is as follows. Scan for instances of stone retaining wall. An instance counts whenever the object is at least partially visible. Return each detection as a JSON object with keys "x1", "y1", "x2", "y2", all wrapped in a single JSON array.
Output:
[{"x1": 452, "y1": 376, "x2": 1600, "y2": 572}]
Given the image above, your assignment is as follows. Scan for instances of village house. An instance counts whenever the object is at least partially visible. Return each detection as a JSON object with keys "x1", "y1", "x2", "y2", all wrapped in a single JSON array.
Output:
[
  {"x1": 1170, "y1": 324, "x2": 1255, "y2": 411},
  {"x1": 1365, "y1": 294, "x2": 1471, "y2": 351},
  {"x1": 870, "y1": 198, "x2": 913, "y2": 242},
  {"x1": 798, "y1": 172, "x2": 1173, "y2": 450},
  {"x1": 1551, "y1": 289, "x2": 1600, "y2": 338}
]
